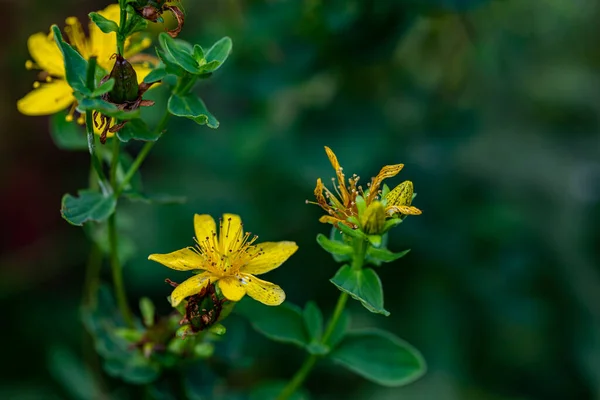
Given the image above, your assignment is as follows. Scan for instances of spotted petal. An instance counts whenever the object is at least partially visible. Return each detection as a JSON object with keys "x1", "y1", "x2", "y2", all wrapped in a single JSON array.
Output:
[
  {"x1": 170, "y1": 272, "x2": 212, "y2": 307},
  {"x1": 17, "y1": 80, "x2": 74, "y2": 116},
  {"x1": 218, "y1": 276, "x2": 247, "y2": 302},
  {"x1": 28, "y1": 32, "x2": 65, "y2": 77},
  {"x1": 242, "y1": 241, "x2": 298, "y2": 275},
  {"x1": 243, "y1": 274, "x2": 286, "y2": 306},
  {"x1": 148, "y1": 247, "x2": 204, "y2": 271},
  {"x1": 194, "y1": 214, "x2": 216, "y2": 242},
  {"x1": 220, "y1": 213, "x2": 244, "y2": 252}
]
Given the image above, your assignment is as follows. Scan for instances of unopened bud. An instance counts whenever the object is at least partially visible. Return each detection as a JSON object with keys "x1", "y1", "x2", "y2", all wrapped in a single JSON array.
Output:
[{"x1": 361, "y1": 201, "x2": 386, "y2": 235}]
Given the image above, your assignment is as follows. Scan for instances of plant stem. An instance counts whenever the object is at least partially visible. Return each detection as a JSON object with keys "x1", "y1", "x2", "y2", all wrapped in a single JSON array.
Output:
[
  {"x1": 115, "y1": 112, "x2": 171, "y2": 197},
  {"x1": 117, "y1": 0, "x2": 128, "y2": 56},
  {"x1": 108, "y1": 212, "x2": 134, "y2": 327},
  {"x1": 82, "y1": 242, "x2": 102, "y2": 309},
  {"x1": 277, "y1": 238, "x2": 368, "y2": 400}
]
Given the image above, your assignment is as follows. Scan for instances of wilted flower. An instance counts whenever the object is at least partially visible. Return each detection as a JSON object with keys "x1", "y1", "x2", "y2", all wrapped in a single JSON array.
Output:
[
  {"x1": 148, "y1": 214, "x2": 298, "y2": 307},
  {"x1": 310, "y1": 146, "x2": 422, "y2": 233},
  {"x1": 17, "y1": 4, "x2": 154, "y2": 135}
]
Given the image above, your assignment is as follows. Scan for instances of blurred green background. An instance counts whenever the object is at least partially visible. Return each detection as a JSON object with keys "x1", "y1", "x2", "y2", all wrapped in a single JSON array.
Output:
[{"x1": 2, "y1": 0, "x2": 600, "y2": 398}]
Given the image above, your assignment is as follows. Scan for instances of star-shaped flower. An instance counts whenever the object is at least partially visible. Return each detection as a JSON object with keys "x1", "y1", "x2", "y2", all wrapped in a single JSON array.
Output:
[{"x1": 148, "y1": 214, "x2": 298, "y2": 307}]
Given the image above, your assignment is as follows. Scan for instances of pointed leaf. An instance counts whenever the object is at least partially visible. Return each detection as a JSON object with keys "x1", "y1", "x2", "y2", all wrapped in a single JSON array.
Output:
[
  {"x1": 51, "y1": 25, "x2": 89, "y2": 94},
  {"x1": 75, "y1": 96, "x2": 141, "y2": 119},
  {"x1": 367, "y1": 247, "x2": 411, "y2": 265},
  {"x1": 90, "y1": 78, "x2": 115, "y2": 97},
  {"x1": 61, "y1": 190, "x2": 116, "y2": 226},
  {"x1": 330, "y1": 265, "x2": 389, "y2": 316},
  {"x1": 167, "y1": 93, "x2": 219, "y2": 128},
  {"x1": 89, "y1": 12, "x2": 119, "y2": 33},
  {"x1": 316, "y1": 233, "x2": 353, "y2": 258},
  {"x1": 330, "y1": 329, "x2": 426, "y2": 387},
  {"x1": 143, "y1": 67, "x2": 167, "y2": 84},
  {"x1": 202, "y1": 36, "x2": 232, "y2": 73},
  {"x1": 159, "y1": 33, "x2": 199, "y2": 74}
]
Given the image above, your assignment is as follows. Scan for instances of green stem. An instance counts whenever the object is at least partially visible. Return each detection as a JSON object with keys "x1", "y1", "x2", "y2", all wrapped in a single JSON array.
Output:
[
  {"x1": 115, "y1": 112, "x2": 171, "y2": 197},
  {"x1": 277, "y1": 237, "x2": 368, "y2": 400},
  {"x1": 117, "y1": 0, "x2": 128, "y2": 56},
  {"x1": 82, "y1": 242, "x2": 102, "y2": 309},
  {"x1": 108, "y1": 212, "x2": 134, "y2": 327}
]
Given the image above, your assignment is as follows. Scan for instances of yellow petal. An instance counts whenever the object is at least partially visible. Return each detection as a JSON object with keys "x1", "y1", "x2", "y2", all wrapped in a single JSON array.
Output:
[
  {"x1": 387, "y1": 205, "x2": 422, "y2": 216},
  {"x1": 17, "y1": 80, "x2": 74, "y2": 115},
  {"x1": 170, "y1": 272, "x2": 212, "y2": 307},
  {"x1": 218, "y1": 276, "x2": 247, "y2": 301},
  {"x1": 194, "y1": 214, "x2": 217, "y2": 242},
  {"x1": 27, "y1": 32, "x2": 65, "y2": 77},
  {"x1": 220, "y1": 213, "x2": 244, "y2": 252},
  {"x1": 243, "y1": 274, "x2": 286, "y2": 306},
  {"x1": 242, "y1": 242, "x2": 298, "y2": 275},
  {"x1": 368, "y1": 164, "x2": 404, "y2": 202},
  {"x1": 133, "y1": 64, "x2": 153, "y2": 83},
  {"x1": 65, "y1": 16, "x2": 91, "y2": 59},
  {"x1": 148, "y1": 247, "x2": 205, "y2": 271},
  {"x1": 89, "y1": 5, "x2": 120, "y2": 70}
]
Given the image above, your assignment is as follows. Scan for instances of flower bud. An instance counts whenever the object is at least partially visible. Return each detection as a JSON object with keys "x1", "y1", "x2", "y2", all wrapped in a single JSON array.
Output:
[
  {"x1": 385, "y1": 180, "x2": 414, "y2": 207},
  {"x1": 361, "y1": 200, "x2": 386, "y2": 235}
]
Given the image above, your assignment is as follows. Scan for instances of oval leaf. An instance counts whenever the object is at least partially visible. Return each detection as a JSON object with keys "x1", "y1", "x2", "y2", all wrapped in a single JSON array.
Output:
[
  {"x1": 89, "y1": 12, "x2": 119, "y2": 34},
  {"x1": 61, "y1": 190, "x2": 117, "y2": 226},
  {"x1": 330, "y1": 265, "x2": 389, "y2": 316},
  {"x1": 235, "y1": 298, "x2": 309, "y2": 347},
  {"x1": 116, "y1": 119, "x2": 161, "y2": 142},
  {"x1": 167, "y1": 93, "x2": 219, "y2": 128},
  {"x1": 201, "y1": 36, "x2": 233, "y2": 73},
  {"x1": 159, "y1": 33, "x2": 199, "y2": 74},
  {"x1": 316, "y1": 233, "x2": 353, "y2": 258},
  {"x1": 330, "y1": 329, "x2": 426, "y2": 387}
]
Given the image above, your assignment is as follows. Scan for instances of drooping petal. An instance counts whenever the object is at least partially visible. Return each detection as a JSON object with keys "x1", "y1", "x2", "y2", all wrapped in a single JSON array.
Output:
[
  {"x1": 194, "y1": 214, "x2": 216, "y2": 242},
  {"x1": 89, "y1": 4, "x2": 120, "y2": 70},
  {"x1": 242, "y1": 242, "x2": 298, "y2": 275},
  {"x1": 170, "y1": 272, "x2": 212, "y2": 307},
  {"x1": 17, "y1": 80, "x2": 74, "y2": 115},
  {"x1": 367, "y1": 164, "x2": 404, "y2": 203},
  {"x1": 319, "y1": 215, "x2": 343, "y2": 225},
  {"x1": 242, "y1": 274, "x2": 286, "y2": 306},
  {"x1": 324, "y1": 146, "x2": 350, "y2": 204},
  {"x1": 386, "y1": 205, "x2": 422, "y2": 216},
  {"x1": 220, "y1": 213, "x2": 244, "y2": 252},
  {"x1": 218, "y1": 276, "x2": 246, "y2": 301},
  {"x1": 27, "y1": 32, "x2": 65, "y2": 77},
  {"x1": 148, "y1": 247, "x2": 205, "y2": 271}
]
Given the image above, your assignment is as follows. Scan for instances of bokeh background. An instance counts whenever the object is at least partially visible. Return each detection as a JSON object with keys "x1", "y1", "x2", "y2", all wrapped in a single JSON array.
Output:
[{"x1": 2, "y1": 0, "x2": 600, "y2": 399}]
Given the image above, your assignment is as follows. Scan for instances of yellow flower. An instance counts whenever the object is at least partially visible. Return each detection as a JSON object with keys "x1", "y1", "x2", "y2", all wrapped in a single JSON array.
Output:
[
  {"x1": 148, "y1": 214, "x2": 298, "y2": 307},
  {"x1": 311, "y1": 146, "x2": 422, "y2": 229},
  {"x1": 17, "y1": 4, "x2": 154, "y2": 123}
]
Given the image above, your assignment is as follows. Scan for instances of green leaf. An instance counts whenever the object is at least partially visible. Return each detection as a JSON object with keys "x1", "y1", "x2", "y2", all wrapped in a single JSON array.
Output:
[
  {"x1": 61, "y1": 190, "x2": 117, "y2": 226},
  {"x1": 202, "y1": 36, "x2": 232, "y2": 73},
  {"x1": 167, "y1": 93, "x2": 219, "y2": 128},
  {"x1": 316, "y1": 233, "x2": 353, "y2": 259},
  {"x1": 139, "y1": 297, "x2": 155, "y2": 327},
  {"x1": 90, "y1": 78, "x2": 115, "y2": 97},
  {"x1": 367, "y1": 247, "x2": 410, "y2": 266},
  {"x1": 51, "y1": 25, "x2": 89, "y2": 94},
  {"x1": 89, "y1": 12, "x2": 119, "y2": 33},
  {"x1": 338, "y1": 222, "x2": 366, "y2": 240},
  {"x1": 116, "y1": 119, "x2": 161, "y2": 142},
  {"x1": 156, "y1": 47, "x2": 184, "y2": 75},
  {"x1": 382, "y1": 217, "x2": 403, "y2": 233},
  {"x1": 123, "y1": 12, "x2": 148, "y2": 36},
  {"x1": 192, "y1": 44, "x2": 205, "y2": 62},
  {"x1": 159, "y1": 33, "x2": 199, "y2": 74},
  {"x1": 328, "y1": 226, "x2": 352, "y2": 263},
  {"x1": 75, "y1": 96, "x2": 141, "y2": 119},
  {"x1": 303, "y1": 301, "x2": 323, "y2": 342},
  {"x1": 367, "y1": 234, "x2": 382, "y2": 247},
  {"x1": 330, "y1": 265, "x2": 389, "y2": 316},
  {"x1": 49, "y1": 111, "x2": 87, "y2": 150},
  {"x1": 143, "y1": 67, "x2": 167, "y2": 84},
  {"x1": 235, "y1": 297, "x2": 309, "y2": 347},
  {"x1": 330, "y1": 329, "x2": 426, "y2": 387}
]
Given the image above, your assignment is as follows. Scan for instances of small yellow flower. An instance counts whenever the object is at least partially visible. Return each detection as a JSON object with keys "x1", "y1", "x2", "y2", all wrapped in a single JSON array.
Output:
[
  {"x1": 17, "y1": 4, "x2": 154, "y2": 132},
  {"x1": 311, "y1": 146, "x2": 422, "y2": 229},
  {"x1": 148, "y1": 214, "x2": 298, "y2": 307}
]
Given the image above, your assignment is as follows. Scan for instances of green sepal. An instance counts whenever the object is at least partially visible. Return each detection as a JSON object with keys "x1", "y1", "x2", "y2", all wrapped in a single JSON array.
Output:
[
  {"x1": 199, "y1": 36, "x2": 232, "y2": 73},
  {"x1": 330, "y1": 329, "x2": 426, "y2": 387},
  {"x1": 167, "y1": 93, "x2": 219, "y2": 128},
  {"x1": 235, "y1": 297, "x2": 309, "y2": 348},
  {"x1": 330, "y1": 265, "x2": 390, "y2": 316},
  {"x1": 88, "y1": 12, "x2": 119, "y2": 33},
  {"x1": 139, "y1": 297, "x2": 155, "y2": 327},
  {"x1": 303, "y1": 301, "x2": 323, "y2": 342},
  {"x1": 143, "y1": 67, "x2": 167, "y2": 84},
  {"x1": 61, "y1": 190, "x2": 117, "y2": 226},
  {"x1": 116, "y1": 118, "x2": 161, "y2": 142},
  {"x1": 159, "y1": 33, "x2": 199, "y2": 74},
  {"x1": 208, "y1": 323, "x2": 226, "y2": 336},
  {"x1": 338, "y1": 221, "x2": 366, "y2": 240},
  {"x1": 355, "y1": 195, "x2": 366, "y2": 217},
  {"x1": 91, "y1": 78, "x2": 115, "y2": 97},
  {"x1": 367, "y1": 247, "x2": 410, "y2": 266},
  {"x1": 316, "y1": 233, "x2": 353, "y2": 259},
  {"x1": 49, "y1": 111, "x2": 87, "y2": 150},
  {"x1": 382, "y1": 217, "x2": 403, "y2": 233},
  {"x1": 51, "y1": 25, "x2": 90, "y2": 95},
  {"x1": 75, "y1": 96, "x2": 141, "y2": 119}
]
